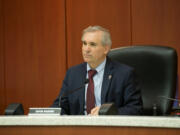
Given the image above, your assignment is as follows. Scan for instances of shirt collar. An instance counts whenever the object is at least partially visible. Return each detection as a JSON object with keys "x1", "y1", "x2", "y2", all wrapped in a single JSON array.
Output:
[{"x1": 87, "y1": 58, "x2": 106, "y2": 73}]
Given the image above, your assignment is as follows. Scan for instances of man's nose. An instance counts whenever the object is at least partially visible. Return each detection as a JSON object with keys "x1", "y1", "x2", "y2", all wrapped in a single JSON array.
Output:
[{"x1": 84, "y1": 44, "x2": 91, "y2": 51}]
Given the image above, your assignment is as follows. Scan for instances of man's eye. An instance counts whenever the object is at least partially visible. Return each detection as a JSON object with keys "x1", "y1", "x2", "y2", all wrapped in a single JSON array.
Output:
[
  {"x1": 83, "y1": 41, "x2": 87, "y2": 45},
  {"x1": 90, "y1": 42, "x2": 96, "y2": 46}
]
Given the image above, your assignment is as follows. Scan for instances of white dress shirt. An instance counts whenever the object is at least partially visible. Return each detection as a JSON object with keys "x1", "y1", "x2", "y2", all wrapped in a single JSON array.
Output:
[{"x1": 84, "y1": 58, "x2": 106, "y2": 114}]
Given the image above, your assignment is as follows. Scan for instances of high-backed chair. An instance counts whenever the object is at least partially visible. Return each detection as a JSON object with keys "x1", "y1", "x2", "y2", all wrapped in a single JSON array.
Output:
[{"x1": 108, "y1": 45, "x2": 177, "y2": 115}]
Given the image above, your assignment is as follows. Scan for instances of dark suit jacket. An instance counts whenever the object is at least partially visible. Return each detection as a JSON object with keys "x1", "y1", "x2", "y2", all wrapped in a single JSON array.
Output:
[{"x1": 52, "y1": 57, "x2": 143, "y2": 115}]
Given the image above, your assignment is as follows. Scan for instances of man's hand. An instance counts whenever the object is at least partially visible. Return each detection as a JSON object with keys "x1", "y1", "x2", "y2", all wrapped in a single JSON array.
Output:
[{"x1": 90, "y1": 106, "x2": 100, "y2": 116}]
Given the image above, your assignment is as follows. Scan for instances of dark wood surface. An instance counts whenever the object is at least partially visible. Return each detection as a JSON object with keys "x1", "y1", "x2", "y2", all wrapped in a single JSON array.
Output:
[
  {"x1": 0, "y1": 0, "x2": 5, "y2": 115},
  {"x1": 0, "y1": 126, "x2": 180, "y2": 135},
  {"x1": 0, "y1": 0, "x2": 67, "y2": 114},
  {"x1": 0, "y1": 0, "x2": 180, "y2": 114},
  {"x1": 66, "y1": 0, "x2": 131, "y2": 67}
]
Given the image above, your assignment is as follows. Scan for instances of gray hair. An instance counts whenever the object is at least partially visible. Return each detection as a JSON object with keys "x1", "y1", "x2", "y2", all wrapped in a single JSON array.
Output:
[{"x1": 81, "y1": 25, "x2": 112, "y2": 46}]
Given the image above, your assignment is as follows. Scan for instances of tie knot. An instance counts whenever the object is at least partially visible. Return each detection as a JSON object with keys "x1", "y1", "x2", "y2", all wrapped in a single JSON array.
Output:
[{"x1": 88, "y1": 70, "x2": 97, "y2": 78}]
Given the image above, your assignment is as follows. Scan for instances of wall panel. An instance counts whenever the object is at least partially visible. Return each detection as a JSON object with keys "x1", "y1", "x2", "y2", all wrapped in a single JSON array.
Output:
[
  {"x1": 66, "y1": 0, "x2": 131, "y2": 67},
  {"x1": 0, "y1": 0, "x2": 6, "y2": 114},
  {"x1": 1, "y1": 0, "x2": 180, "y2": 114},
  {"x1": 3, "y1": 0, "x2": 66, "y2": 114},
  {"x1": 131, "y1": 0, "x2": 180, "y2": 96},
  {"x1": 131, "y1": 0, "x2": 180, "y2": 71}
]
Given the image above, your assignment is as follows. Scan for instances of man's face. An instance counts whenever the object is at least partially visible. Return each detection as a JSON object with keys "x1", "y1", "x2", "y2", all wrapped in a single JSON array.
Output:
[{"x1": 82, "y1": 31, "x2": 110, "y2": 68}]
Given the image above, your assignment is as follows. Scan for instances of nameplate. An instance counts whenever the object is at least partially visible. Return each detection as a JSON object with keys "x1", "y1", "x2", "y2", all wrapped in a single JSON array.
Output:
[{"x1": 28, "y1": 108, "x2": 61, "y2": 116}]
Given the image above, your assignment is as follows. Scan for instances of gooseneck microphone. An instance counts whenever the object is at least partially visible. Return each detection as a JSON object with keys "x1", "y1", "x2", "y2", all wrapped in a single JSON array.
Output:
[
  {"x1": 158, "y1": 96, "x2": 180, "y2": 103},
  {"x1": 58, "y1": 79, "x2": 89, "y2": 107},
  {"x1": 154, "y1": 96, "x2": 180, "y2": 116}
]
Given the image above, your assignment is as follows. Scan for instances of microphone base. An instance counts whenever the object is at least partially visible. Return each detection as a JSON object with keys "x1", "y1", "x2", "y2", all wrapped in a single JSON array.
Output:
[
  {"x1": 171, "y1": 107, "x2": 180, "y2": 117},
  {"x1": 99, "y1": 103, "x2": 118, "y2": 115}
]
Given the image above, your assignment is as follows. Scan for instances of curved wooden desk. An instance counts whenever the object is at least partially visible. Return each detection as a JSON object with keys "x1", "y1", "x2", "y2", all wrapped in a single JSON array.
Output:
[{"x1": 0, "y1": 116, "x2": 180, "y2": 135}]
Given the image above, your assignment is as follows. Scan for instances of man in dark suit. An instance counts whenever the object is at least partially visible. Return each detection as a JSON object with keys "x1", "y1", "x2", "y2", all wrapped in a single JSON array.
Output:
[{"x1": 52, "y1": 26, "x2": 142, "y2": 115}]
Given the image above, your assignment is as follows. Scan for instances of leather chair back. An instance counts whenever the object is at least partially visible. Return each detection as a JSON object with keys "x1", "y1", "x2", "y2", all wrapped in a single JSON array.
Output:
[{"x1": 108, "y1": 45, "x2": 177, "y2": 115}]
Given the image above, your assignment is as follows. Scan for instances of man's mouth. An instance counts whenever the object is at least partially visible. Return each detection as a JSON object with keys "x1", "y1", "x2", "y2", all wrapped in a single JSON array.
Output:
[{"x1": 84, "y1": 54, "x2": 91, "y2": 58}]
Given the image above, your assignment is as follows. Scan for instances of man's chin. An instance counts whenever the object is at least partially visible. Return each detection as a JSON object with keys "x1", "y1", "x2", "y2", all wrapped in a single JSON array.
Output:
[
  {"x1": 84, "y1": 60, "x2": 94, "y2": 65},
  {"x1": 84, "y1": 60, "x2": 91, "y2": 63},
  {"x1": 83, "y1": 58, "x2": 91, "y2": 63}
]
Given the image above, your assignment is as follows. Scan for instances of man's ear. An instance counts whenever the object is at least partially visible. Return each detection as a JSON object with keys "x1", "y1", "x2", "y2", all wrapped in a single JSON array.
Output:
[{"x1": 104, "y1": 45, "x2": 111, "y2": 55}]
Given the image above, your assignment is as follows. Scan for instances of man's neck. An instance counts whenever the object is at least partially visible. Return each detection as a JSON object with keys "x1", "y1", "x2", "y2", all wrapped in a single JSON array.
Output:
[{"x1": 88, "y1": 57, "x2": 106, "y2": 69}]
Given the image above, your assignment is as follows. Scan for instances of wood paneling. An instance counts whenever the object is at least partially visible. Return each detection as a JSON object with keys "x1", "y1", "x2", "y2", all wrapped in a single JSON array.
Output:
[
  {"x1": 131, "y1": 0, "x2": 180, "y2": 97},
  {"x1": 0, "y1": 0, "x2": 180, "y2": 114},
  {"x1": 0, "y1": 0, "x2": 6, "y2": 114},
  {"x1": 131, "y1": 0, "x2": 180, "y2": 72},
  {"x1": 66, "y1": 0, "x2": 131, "y2": 67},
  {"x1": 2, "y1": 0, "x2": 66, "y2": 114},
  {"x1": 0, "y1": 126, "x2": 180, "y2": 135}
]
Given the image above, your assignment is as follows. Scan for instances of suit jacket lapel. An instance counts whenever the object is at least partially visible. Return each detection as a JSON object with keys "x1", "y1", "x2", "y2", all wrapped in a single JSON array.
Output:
[
  {"x1": 78, "y1": 60, "x2": 114, "y2": 112},
  {"x1": 101, "y1": 58, "x2": 113, "y2": 104},
  {"x1": 78, "y1": 63, "x2": 87, "y2": 114}
]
